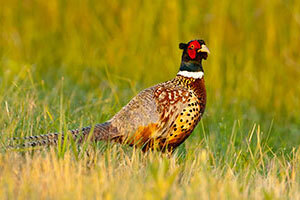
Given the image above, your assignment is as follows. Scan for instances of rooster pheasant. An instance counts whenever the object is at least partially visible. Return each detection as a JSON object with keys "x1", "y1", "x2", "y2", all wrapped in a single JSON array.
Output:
[{"x1": 11, "y1": 39, "x2": 210, "y2": 152}]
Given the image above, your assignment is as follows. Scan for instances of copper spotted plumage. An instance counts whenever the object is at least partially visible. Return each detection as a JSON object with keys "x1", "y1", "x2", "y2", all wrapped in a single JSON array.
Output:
[{"x1": 10, "y1": 39, "x2": 210, "y2": 152}]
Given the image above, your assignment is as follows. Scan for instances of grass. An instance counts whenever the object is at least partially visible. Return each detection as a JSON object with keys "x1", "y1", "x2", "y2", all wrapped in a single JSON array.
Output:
[{"x1": 0, "y1": 0, "x2": 300, "y2": 199}]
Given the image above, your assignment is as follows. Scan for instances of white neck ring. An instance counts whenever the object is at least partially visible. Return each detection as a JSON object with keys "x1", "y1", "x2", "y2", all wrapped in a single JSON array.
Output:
[{"x1": 177, "y1": 71, "x2": 204, "y2": 79}]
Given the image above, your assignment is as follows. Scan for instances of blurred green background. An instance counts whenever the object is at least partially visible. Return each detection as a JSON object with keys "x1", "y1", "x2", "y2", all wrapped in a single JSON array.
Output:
[{"x1": 0, "y1": 0, "x2": 299, "y2": 151}]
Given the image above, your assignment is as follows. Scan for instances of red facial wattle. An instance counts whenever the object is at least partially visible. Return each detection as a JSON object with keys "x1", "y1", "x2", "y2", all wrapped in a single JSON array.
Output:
[{"x1": 187, "y1": 41, "x2": 201, "y2": 59}]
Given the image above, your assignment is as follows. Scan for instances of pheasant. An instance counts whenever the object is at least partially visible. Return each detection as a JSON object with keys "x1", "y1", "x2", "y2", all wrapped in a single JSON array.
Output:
[{"x1": 11, "y1": 39, "x2": 210, "y2": 152}]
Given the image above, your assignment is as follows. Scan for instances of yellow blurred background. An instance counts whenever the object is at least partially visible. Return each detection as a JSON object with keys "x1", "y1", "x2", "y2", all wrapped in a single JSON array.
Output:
[{"x1": 1, "y1": 0, "x2": 299, "y2": 141}]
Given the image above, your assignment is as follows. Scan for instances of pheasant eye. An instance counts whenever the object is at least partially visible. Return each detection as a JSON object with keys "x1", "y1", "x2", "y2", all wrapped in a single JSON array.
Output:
[{"x1": 189, "y1": 44, "x2": 194, "y2": 49}]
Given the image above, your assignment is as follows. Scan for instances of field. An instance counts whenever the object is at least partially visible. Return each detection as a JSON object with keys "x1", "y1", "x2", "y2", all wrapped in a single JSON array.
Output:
[{"x1": 0, "y1": 0, "x2": 300, "y2": 199}]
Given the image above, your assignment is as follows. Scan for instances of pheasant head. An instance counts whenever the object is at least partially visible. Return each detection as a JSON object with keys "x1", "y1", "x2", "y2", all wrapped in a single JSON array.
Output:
[{"x1": 178, "y1": 39, "x2": 210, "y2": 75}]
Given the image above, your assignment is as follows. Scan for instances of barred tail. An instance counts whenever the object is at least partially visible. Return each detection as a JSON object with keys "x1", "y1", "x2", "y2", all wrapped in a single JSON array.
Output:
[{"x1": 8, "y1": 122, "x2": 118, "y2": 149}]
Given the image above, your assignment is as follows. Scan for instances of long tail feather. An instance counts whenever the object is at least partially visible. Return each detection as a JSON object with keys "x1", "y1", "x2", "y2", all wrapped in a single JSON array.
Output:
[{"x1": 6, "y1": 122, "x2": 118, "y2": 150}]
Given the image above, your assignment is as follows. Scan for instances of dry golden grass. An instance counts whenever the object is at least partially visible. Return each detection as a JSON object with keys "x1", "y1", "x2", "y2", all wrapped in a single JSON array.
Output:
[{"x1": 1, "y1": 139, "x2": 300, "y2": 199}]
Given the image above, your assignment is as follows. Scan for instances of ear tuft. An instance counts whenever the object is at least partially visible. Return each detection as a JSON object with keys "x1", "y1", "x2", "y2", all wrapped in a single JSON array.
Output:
[{"x1": 179, "y1": 43, "x2": 188, "y2": 50}]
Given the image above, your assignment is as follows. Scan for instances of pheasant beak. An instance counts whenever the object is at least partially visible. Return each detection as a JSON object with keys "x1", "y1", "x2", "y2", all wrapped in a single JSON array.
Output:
[{"x1": 197, "y1": 45, "x2": 210, "y2": 54}]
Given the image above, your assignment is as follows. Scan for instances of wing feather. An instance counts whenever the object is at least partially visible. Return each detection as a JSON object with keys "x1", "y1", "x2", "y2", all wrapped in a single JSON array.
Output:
[{"x1": 109, "y1": 81, "x2": 190, "y2": 142}]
